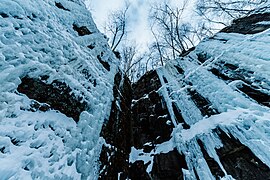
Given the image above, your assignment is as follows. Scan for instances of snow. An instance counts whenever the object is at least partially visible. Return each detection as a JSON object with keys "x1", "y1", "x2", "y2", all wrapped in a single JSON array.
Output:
[
  {"x1": 129, "y1": 147, "x2": 154, "y2": 173},
  {"x1": 0, "y1": 0, "x2": 118, "y2": 179},
  {"x1": 180, "y1": 108, "x2": 247, "y2": 142},
  {"x1": 129, "y1": 138, "x2": 175, "y2": 173}
]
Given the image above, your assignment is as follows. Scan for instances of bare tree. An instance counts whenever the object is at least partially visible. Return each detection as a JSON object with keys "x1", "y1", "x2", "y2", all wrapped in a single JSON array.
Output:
[
  {"x1": 103, "y1": 2, "x2": 148, "y2": 81},
  {"x1": 105, "y1": 3, "x2": 130, "y2": 51},
  {"x1": 118, "y1": 42, "x2": 146, "y2": 81},
  {"x1": 148, "y1": 1, "x2": 208, "y2": 64},
  {"x1": 149, "y1": 25, "x2": 165, "y2": 66},
  {"x1": 196, "y1": 0, "x2": 268, "y2": 27},
  {"x1": 102, "y1": 0, "x2": 269, "y2": 82}
]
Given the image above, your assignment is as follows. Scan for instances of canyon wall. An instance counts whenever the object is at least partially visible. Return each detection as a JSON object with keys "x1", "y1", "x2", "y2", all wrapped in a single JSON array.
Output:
[{"x1": 0, "y1": 0, "x2": 270, "y2": 179}]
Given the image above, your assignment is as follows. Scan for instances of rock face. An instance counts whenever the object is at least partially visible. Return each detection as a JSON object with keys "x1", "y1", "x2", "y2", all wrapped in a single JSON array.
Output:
[
  {"x1": 214, "y1": 129, "x2": 270, "y2": 180},
  {"x1": 221, "y1": 13, "x2": 270, "y2": 34},
  {"x1": 151, "y1": 149, "x2": 188, "y2": 180},
  {"x1": 131, "y1": 70, "x2": 173, "y2": 150},
  {"x1": 99, "y1": 72, "x2": 132, "y2": 179},
  {"x1": 99, "y1": 12, "x2": 270, "y2": 180},
  {"x1": 1, "y1": 0, "x2": 270, "y2": 179},
  {"x1": 17, "y1": 77, "x2": 88, "y2": 122},
  {"x1": 0, "y1": 0, "x2": 118, "y2": 179}
]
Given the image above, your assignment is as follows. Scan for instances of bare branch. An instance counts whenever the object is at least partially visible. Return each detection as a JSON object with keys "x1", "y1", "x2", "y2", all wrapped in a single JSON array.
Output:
[{"x1": 105, "y1": 3, "x2": 130, "y2": 51}]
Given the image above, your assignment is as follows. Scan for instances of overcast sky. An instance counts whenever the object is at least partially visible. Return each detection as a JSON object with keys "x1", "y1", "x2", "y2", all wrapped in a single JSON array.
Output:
[{"x1": 85, "y1": 0, "x2": 197, "y2": 51}]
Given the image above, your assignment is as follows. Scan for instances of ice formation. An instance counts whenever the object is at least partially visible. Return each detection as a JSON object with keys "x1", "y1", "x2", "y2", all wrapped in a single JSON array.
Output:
[
  {"x1": 0, "y1": 0, "x2": 119, "y2": 179},
  {"x1": 0, "y1": 0, "x2": 270, "y2": 179},
  {"x1": 127, "y1": 12, "x2": 270, "y2": 180}
]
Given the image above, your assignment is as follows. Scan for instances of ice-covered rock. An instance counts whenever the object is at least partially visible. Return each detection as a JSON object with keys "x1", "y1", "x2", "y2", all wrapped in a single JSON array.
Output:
[
  {"x1": 123, "y1": 12, "x2": 270, "y2": 179},
  {"x1": 0, "y1": 0, "x2": 118, "y2": 179},
  {"x1": 1, "y1": 0, "x2": 270, "y2": 179}
]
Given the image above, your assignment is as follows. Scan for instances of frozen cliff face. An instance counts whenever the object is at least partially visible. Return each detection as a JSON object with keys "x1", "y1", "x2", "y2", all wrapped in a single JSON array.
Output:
[
  {"x1": 126, "y1": 13, "x2": 270, "y2": 179},
  {"x1": 0, "y1": 0, "x2": 119, "y2": 179},
  {"x1": 1, "y1": 0, "x2": 270, "y2": 179},
  {"x1": 100, "y1": 13, "x2": 270, "y2": 179}
]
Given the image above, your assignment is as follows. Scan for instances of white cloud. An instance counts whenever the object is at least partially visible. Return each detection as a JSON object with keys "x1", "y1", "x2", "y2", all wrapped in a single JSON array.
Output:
[
  {"x1": 85, "y1": 0, "x2": 198, "y2": 51},
  {"x1": 85, "y1": 0, "x2": 154, "y2": 50},
  {"x1": 85, "y1": 0, "x2": 125, "y2": 29}
]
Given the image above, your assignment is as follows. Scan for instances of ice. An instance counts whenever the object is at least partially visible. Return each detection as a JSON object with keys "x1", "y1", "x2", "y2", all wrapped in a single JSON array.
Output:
[
  {"x1": 1, "y1": 0, "x2": 270, "y2": 178},
  {"x1": 0, "y1": 0, "x2": 119, "y2": 179},
  {"x1": 256, "y1": 21, "x2": 270, "y2": 25},
  {"x1": 151, "y1": 16, "x2": 270, "y2": 178}
]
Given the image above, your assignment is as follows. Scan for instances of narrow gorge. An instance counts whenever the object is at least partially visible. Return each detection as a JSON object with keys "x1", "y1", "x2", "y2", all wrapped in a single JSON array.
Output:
[{"x1": 0, "y1": 0, "x2": 270, "y2": 179}]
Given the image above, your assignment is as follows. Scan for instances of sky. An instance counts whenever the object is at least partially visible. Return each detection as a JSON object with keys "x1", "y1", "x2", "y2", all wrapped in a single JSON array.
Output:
[{"x1": 85, "y1": 0, "x2": 197, "y2": 51}]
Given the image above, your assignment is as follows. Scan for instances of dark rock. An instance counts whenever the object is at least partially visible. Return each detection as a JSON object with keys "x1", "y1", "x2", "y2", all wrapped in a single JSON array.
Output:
[
  {"x1": 215, "y1": 128, "x2": 270, "y2": 180},
  {"x1": 99, "y1": 145, "x2": 130, "y2": 180},
  {"x1": 97, "y1": 55, "x2": 110, "y2": 71},
  {"x1": 132, "y1": 70, "x2": 161, "y2": 100},
  {"x1": 73, "y1": 24, "x2": 92, "y2": 36},
  {"x1": 87, "y1": 44, "x2": 95, "y2": 49},
  {"x1": 17, "y1": 77, "x2": 88, "y2": 122},
  {"x1": 113, "y1": 51, "x2": 121, "y2": 59},
  {"x1": 0, "y1": 12, "x2": 9, "y2": 18},
  {"x1": 237, "y1": 83, "x2": 270, "y2": 108},
  {"x1": 55, "y1": 2, "x2": 70, "y2": 11},
  {"x1": 174, "y1": 65, "x2": 184, "y2": 75},
  {"x1": 148, "y1": 90, "x2": 160, "y2": 104},
  {"x1": 187, "y1": 88, "x2": 218, "y2": 117},
  {"x1": 154, "y1": 102, "x2": 166, "y2": 117},
  {"x1": 172, "y1": 102, "x2": 190, "y2": 129},
  {"x1": 99, "y1": 72, "x2": 132, "y2": 179},
  {"x1": 151, "y1": 149, "x2": 188, "y2": 180},
  {"x1": 99, "y1": 70, "x2": 175, "y2": 178},
  {"x1": 221, "y1": 13, "x2": 270, "y2": 34},
  {"x1": 129, "y1": 161, "x2": 151, "y2": 180},
  {"x1": 197, "y1": 139, "x2": 225, "y2": 179},
  {"x1": 131, "y1": 71, "x2": 173, "y2": 149}
]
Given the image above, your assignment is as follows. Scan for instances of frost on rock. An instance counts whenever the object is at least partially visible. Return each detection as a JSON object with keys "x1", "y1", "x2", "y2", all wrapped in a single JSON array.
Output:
[
  {"x1": 125, "y1": 13, "x2": 270, "y2": 179},
  {"x1": 1, "y1": 0, "x2": 270, "y2": 179},
  {"x1": 0, "y1": 0, "x2": 118, "y2": 179}
]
